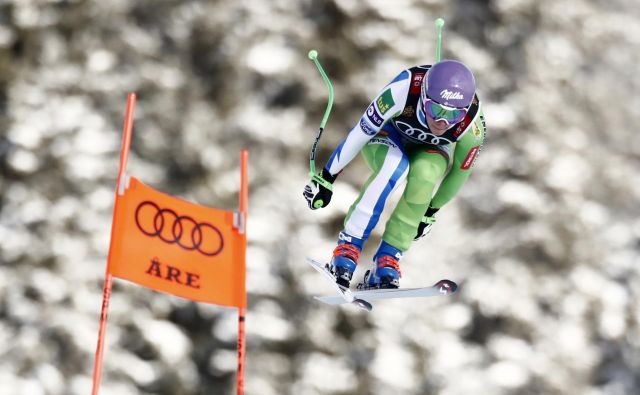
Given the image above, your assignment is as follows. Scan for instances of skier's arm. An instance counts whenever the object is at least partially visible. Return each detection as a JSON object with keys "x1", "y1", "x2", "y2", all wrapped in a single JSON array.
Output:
[
  {"x1": 430, "y1": 107, "x2": 486, "y2": 209},
  {"x1": 323, "y1": 71, "x2": 410, "y2": 176}
]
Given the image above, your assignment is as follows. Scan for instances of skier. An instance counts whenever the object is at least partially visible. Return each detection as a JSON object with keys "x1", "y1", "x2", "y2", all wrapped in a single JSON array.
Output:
[{"x1": 303, "y1": 59, "x2": 486, "y2": 289}]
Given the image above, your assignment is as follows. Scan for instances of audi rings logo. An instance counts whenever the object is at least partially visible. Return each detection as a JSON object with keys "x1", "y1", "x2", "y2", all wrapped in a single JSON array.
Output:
[
  {"x1": 135, "y1": 201, "x2": 224, "y2": 257},
  {"x1": 393, "y1": 120, "x2": 454, "y2": 146}
]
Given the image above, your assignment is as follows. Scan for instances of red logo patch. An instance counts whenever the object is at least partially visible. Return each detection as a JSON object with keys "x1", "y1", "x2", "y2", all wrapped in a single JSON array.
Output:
[
  {"x1": 410, "y1": 72, "x2": 425, "y2": 95},
  {"x1": 461, "y1": 146, "x2": 479, "y2": 170},
  {"x1": 453, "y1": 115, "x2": 471, "y2": 138}
]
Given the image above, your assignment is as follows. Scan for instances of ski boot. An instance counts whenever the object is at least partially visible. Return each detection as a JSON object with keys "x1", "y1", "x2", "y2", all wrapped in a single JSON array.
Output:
[
  {"x1": 329, "y1": 231, "x2": 364, "y2": 288},
  {"x1": 362, "y1": 240, "x2": 402, "y2": 289}
]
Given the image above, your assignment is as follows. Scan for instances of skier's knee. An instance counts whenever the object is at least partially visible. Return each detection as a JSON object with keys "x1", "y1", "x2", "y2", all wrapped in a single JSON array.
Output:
[{"x1": 409, "y1": 160, "x2": 445, "y2": 184}]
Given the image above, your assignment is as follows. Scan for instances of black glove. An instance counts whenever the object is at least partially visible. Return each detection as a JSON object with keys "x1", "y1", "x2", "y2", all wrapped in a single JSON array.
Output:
[
  {"x1": 415, "y1": 206, "x2": 439, "y2": 240},
  {"x1": 303, "y1": 168, "x2": 337, "y2": 210}
]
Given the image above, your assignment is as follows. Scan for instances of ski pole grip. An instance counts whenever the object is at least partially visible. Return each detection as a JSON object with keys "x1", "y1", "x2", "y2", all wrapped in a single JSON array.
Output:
[
  {"x1": 312, "y1": 173, "x2": 334, "y2": 191},
  {"x1": 310, "y1": 172, "x2": 333, "y2": 209}
]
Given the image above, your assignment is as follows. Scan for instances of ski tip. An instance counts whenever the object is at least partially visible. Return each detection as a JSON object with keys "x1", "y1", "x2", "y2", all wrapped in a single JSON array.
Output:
[
  {"x1": 434, "y1": 279, "x2": 458, "y2": 295},
  {"x1": 353, "y1": 298, "x2": 373, "y2": 312}
]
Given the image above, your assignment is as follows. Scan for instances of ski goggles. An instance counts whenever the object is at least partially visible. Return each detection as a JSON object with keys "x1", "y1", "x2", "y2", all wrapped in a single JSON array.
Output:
[{"x1": 422, "y1": 96, "x2": 468, "y2": 125}]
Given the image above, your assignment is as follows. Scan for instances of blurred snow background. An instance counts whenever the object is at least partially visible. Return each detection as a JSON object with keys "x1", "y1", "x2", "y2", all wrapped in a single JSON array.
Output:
[{"x1": 1, "y1": 0, "x2": 639, "y2": 394}]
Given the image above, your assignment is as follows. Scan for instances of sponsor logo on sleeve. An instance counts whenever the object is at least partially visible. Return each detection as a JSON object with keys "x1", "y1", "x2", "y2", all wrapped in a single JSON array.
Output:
[
  {"x1": 359, "y1": 117, "x2": 377, "y2": 136},
  {"x1": 376, "y1": 88, "x2": 395, "y2": 115},
  {"x1": 460, "y1": 146, "x2": 480, "y2": 170},
  {"x1": 472, "y1": 122, "x2": 482, "y2": 139},
  {"x1": 369, "y1": 136, "x2": 398, "y2": 149},
  {"x1": 366, "y1": 103, "x2": 383, "y2": 126}
]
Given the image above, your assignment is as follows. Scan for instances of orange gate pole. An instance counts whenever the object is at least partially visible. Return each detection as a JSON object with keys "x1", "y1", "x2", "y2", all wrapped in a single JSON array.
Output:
[{"x1": 91, "y1": 93, "x2": 136, "y2": 395}]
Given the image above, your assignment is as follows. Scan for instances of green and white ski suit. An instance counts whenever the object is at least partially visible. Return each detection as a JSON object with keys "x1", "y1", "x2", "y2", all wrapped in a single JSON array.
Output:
[{"x1": 324, "y1": 65, "x2": 486, "y2": 251}]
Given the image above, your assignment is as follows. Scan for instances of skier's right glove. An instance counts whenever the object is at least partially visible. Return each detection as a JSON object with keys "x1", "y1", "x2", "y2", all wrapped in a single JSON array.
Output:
[
  {"x1": 415, "y1": 206, "x2": 439, "y2": 240},
  {"x1": 303, "y1": 167, "x2": 337, "y2": 210}
]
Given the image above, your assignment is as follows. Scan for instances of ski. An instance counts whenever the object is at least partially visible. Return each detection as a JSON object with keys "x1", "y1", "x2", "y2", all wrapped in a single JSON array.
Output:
[
  {"x1": 314, "y1": 279, "x2": 458, "y2": 306},
  {"x1": 305, "y1": 257, "x2": 373, "y2": 312}
]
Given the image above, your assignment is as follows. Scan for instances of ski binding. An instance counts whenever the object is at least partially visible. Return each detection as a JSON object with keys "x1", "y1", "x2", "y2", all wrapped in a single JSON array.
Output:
[{"x1": 305, "y1": 257, "x2": 373, "y2": 311}]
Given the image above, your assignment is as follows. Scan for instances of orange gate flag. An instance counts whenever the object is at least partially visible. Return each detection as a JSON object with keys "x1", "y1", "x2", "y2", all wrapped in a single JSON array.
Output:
[
  {"x1": 107, "y1": 177, "x2": 246, "y2": 307},
  {"x1": 92, "y1": 94, "x2": 248, "y2": 395}
]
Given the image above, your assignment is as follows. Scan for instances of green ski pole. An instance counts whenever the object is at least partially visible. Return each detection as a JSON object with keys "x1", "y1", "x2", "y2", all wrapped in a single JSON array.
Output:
[
  {"x1": 307, "y1": 49, "x2": 335, "y2": 208},
  {"x1": 435, "y1": 18, "x2": 445, "y2": 62}
]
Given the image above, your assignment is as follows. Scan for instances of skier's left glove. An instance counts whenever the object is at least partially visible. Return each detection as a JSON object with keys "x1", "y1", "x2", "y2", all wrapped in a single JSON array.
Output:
[
  {"x1": 415, "y1": 206, "x2": 439, "y2": 240},
  {"x1": 303, "y1": 168, "x2": 337, "y2": 210}
]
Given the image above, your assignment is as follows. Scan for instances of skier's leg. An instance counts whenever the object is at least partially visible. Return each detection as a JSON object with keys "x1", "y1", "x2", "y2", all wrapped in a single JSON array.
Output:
[
  {"x1": 366, "y1": 146, "x2": 449, "y2": 288},
  {"x1": 343, "y1": 134, "x2": 409, "y2": 241},
  {"x1": 382, "y1": 146, "x2": 449, "y2": 250},
  {"x1": 331, "y1": 133, "x2": 408, "y2": 287}
]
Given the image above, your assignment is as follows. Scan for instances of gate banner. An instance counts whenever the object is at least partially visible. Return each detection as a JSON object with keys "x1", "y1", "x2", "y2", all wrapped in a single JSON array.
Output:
[{"x1": 107, "y1": 176, "x2": 246, "y2": 308}]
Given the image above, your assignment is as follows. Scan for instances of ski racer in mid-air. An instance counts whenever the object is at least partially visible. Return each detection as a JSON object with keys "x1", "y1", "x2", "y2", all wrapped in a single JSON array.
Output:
[{"x1": 304, "y1": 60, "x2": 486, "y2": 289}]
